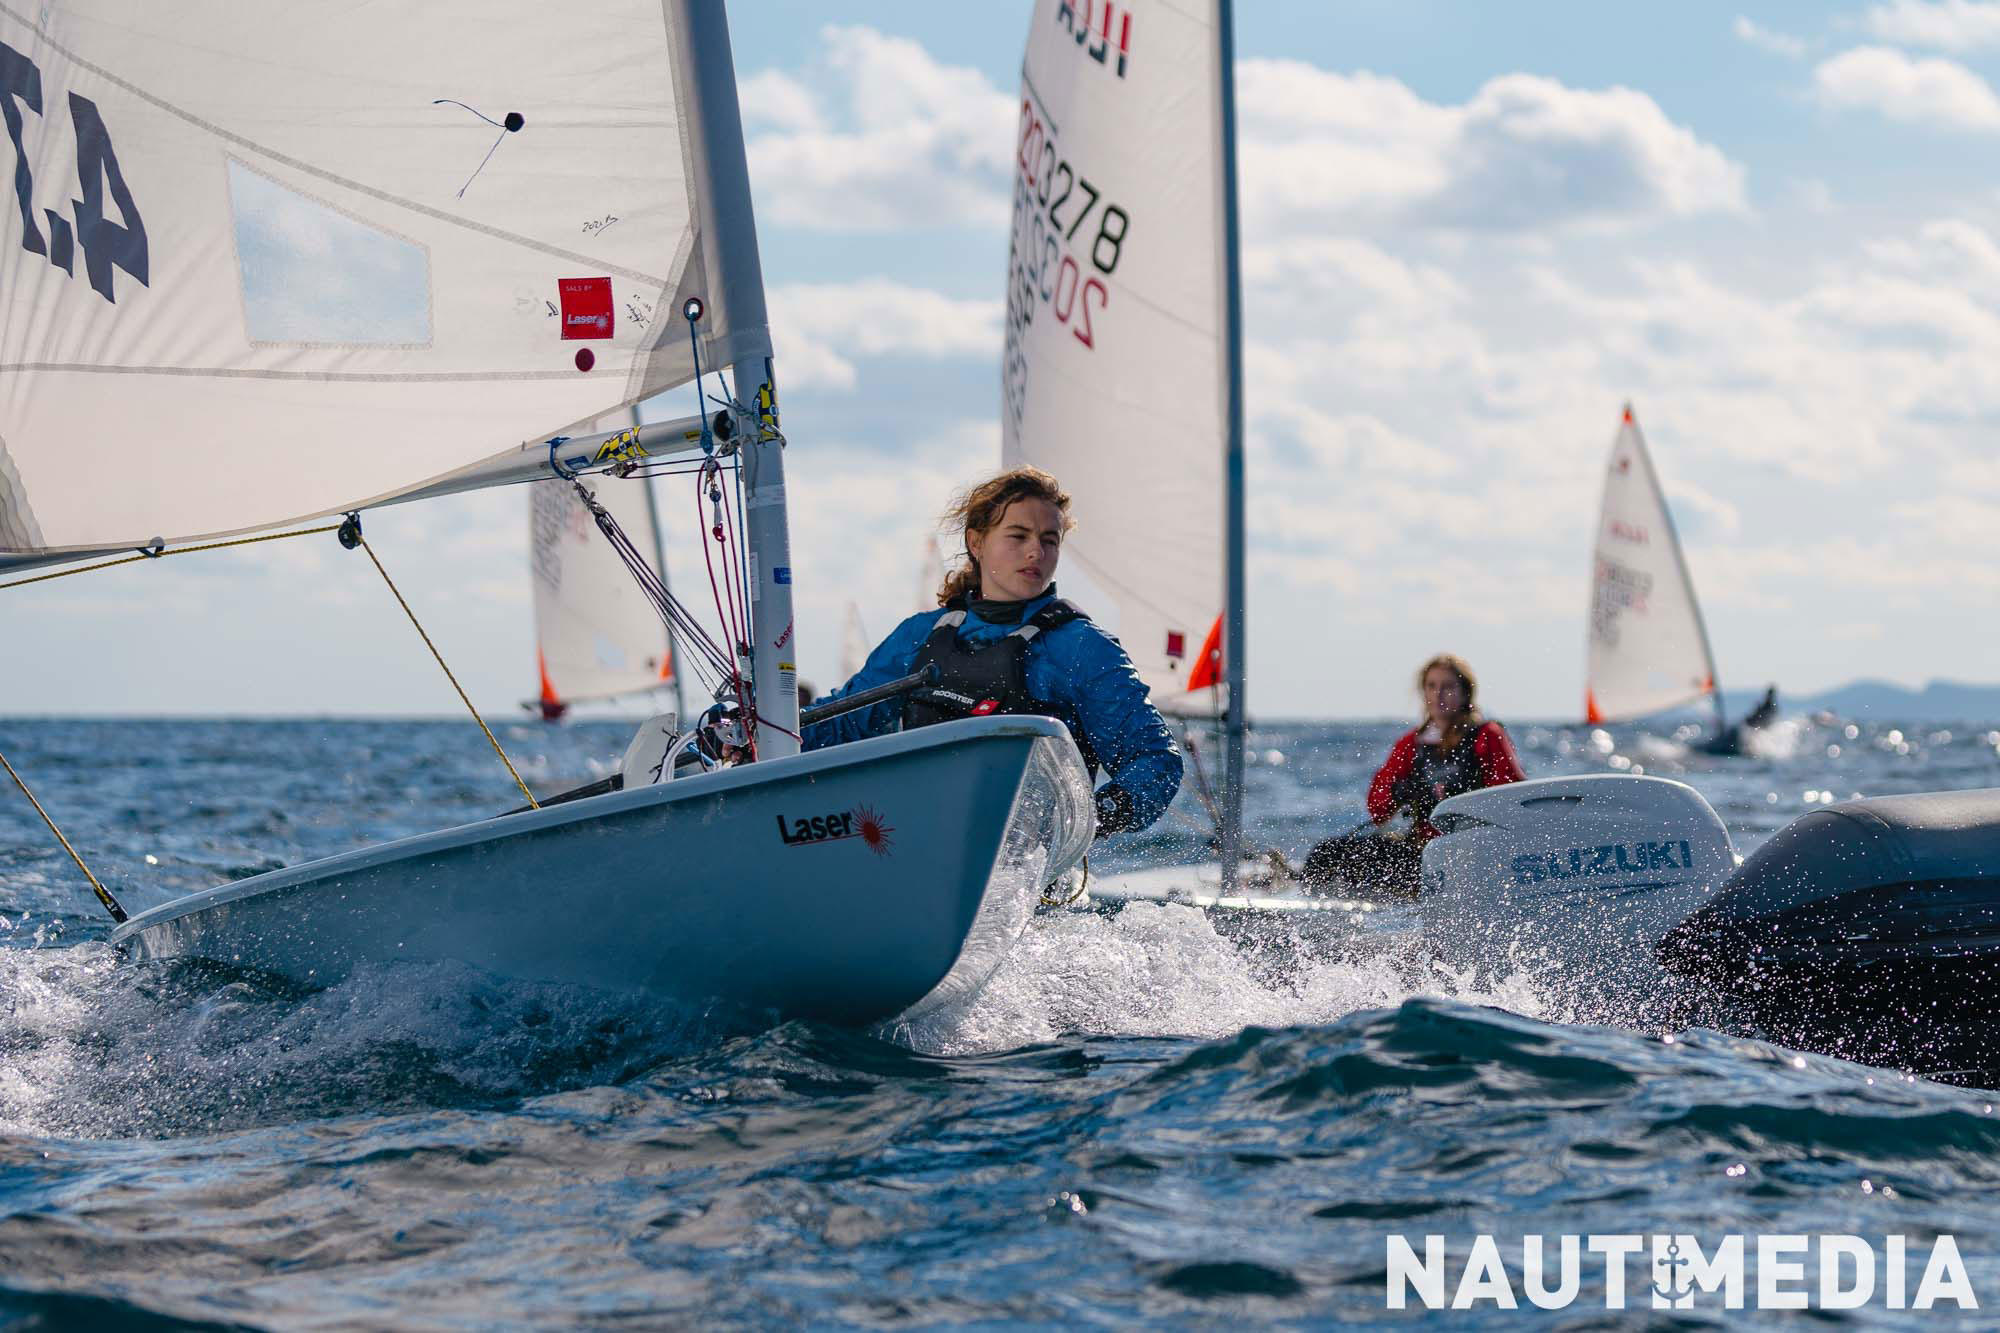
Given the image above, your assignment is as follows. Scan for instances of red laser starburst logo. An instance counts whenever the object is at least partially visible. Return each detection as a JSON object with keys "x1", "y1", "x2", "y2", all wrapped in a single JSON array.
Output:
[{"x1": 853, "y1": 805, "x2": 895, "y2": 857}]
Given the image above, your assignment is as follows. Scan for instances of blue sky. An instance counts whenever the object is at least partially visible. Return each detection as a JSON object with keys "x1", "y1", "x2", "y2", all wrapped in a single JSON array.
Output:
[{"x1": 9, "y1": 2, "x2": 2000, "y2": 720}]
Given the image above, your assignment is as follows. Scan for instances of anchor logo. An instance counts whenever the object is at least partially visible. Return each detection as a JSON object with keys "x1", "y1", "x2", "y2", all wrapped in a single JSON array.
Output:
[{"x1": 1652, "y1": 1237, "x2": 1692, "y2": 1307}]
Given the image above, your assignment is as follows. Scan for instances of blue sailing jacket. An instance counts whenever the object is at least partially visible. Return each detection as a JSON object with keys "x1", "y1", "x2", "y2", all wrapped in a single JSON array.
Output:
[{"x1": 803, "y1": 590, "x2": 1182, "y2": 834}]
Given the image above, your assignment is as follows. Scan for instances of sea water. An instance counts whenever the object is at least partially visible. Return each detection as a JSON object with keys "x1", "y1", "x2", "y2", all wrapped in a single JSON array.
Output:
[{"x1": 1, "y1": 716, "x2": 1998, "y2": 1325}]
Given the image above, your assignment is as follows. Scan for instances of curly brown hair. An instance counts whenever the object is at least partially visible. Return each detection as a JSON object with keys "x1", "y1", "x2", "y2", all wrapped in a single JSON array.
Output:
[{"x1": 935, "y1": 466, "x2": 1075, "y2": 605}]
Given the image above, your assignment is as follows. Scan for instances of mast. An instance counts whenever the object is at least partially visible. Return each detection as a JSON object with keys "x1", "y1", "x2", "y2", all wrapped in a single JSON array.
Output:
[
  {"x1": 1218, "y1": 0, "x2": 1247, "y2": 892},
  {"x1": 675, "y1": 0, "x2": 798, "y2": 757},
  {"x1": 741, "y1": 366, "x2": 800, "y2": 759}
]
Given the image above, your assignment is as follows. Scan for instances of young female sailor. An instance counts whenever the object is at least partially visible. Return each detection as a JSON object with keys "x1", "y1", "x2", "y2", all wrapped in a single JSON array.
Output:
[
  {"x1": 1303, "y1": 653, "x2": 1525, "y2": 895},
  {"x1": 802, "y1": 467, "x2": 1181, "y2": 836},
  {"x1": 1368, "y1": 653, "x2": 1525, "y2": 837}
]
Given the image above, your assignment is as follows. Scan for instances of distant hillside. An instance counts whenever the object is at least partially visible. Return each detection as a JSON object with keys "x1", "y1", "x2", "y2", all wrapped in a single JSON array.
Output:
[{"x1": 1735, "y1": 680, "x2": 2000, "y2": 724}]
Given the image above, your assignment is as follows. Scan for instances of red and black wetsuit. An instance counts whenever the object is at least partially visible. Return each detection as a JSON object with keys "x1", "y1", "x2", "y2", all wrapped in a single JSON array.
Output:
[{"x1": 1367, "y1": 720, "x2": 1525, "y2": 840}]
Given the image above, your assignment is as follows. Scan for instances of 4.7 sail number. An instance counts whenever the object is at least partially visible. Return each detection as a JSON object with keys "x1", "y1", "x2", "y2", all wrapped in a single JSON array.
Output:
[{"x1": 1, "y1": 41, "x2": 148, "y2": 304}]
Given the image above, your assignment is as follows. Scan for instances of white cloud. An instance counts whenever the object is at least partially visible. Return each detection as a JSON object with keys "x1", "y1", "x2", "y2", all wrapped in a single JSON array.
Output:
[
  {"x1": 1862, "y1": 0, "x2": 2000, "y2": 51},
  {"x1": 1785, "y1": 177, "x2": 1838, "y2": 213},
  {"x1": 1867, "y1": 216, "x2": 2000, "y2": 292},
  {"x1": 767, "y1": 280, "x2": 1001, "y2": 391},
  {"x1": 1210, "y1": 205, "x2": 2000, "y2": 703},
  {"x1": 744, "y1": 34, "x2": 1747, "y2": 240},
  {"x1": 743, "y1": 27, "x2": 1014, "y2": 231},
  {"x1": 1734, "y1": 17, "x2": 1808, "y2": 59},
  {"x1": 1814, "y1": 46, "x2": 2000, "y2": 131},
  {"x1": 1663, "y1": 478, "x2": 1742, "y2": 538},
  {"x1": 1239, "y1": 64, "x2": 1746, "y2": 235},
  {"x1": 778, "y1": 429, "x2": 992, "y2": 689}
]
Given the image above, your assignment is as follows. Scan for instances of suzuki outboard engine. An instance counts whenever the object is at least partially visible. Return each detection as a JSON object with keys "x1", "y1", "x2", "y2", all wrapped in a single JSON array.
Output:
[
  {"x1": 1422, "y1": 775, "x2": 1737, "y2": 1023},
  {"x1": 1660, "y1": 788, "x2": 2000, "y2": 1080}
]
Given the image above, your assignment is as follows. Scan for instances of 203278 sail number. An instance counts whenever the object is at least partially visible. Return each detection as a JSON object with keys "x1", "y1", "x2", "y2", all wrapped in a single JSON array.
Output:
[
  {"x1": 1013, "y1": 99, "x2": 1121, "y2": 350},
  {"x1": 0, "y1": 41, "x2": 149, "y2": 304}
]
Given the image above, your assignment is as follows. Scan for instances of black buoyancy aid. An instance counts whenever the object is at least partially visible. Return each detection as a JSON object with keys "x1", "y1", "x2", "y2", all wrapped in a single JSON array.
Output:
[
  {"x1": 902, "y1": 597, "x2": 1097, "y2": 770},
  {"x1": 1408, "y1": 724, "x2": 1490, "y2": 824}
]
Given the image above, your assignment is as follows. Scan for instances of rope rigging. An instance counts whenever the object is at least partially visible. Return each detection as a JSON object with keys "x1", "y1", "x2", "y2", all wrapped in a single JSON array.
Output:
[
  {"x1": 552, "y1": 296, "x2": 784, "y2": 763},
  {"x1": 0, "y1": 522, "x2": 344, "y2": 593},
  {"x1": 338, "y1": 514, "x2": 538, "y2": 810},
  {"x1": 0, "y1": 747, "x2": 127, "y2": 923}
]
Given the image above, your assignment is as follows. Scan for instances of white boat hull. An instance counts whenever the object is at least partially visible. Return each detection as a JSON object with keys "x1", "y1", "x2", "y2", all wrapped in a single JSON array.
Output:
[{"x1": 110, "y1": 717, "x2": 1094, "y2": 1025}]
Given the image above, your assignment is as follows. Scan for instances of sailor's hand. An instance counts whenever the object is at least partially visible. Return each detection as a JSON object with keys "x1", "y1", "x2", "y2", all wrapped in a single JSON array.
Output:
[{"x1": 1092, "y1": 784, "x2": 1138, "y2": 838}]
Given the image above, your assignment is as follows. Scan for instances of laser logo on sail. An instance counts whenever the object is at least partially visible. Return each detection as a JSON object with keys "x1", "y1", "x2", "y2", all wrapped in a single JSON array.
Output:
[{"x1": 558, "y1": 276, "x2": 614, "y2": 340}]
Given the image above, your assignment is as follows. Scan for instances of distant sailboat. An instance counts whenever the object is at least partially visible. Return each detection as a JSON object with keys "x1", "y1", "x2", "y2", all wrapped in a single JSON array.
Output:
[
  {"x1": 528, "y1": 454, "x2": 681, "y2": 722},
  {"x1": 1584, "y1": 405, "x2": 1741, "y2": 746}
]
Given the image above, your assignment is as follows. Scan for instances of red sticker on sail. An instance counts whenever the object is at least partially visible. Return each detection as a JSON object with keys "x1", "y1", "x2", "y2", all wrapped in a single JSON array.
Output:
[{"x1": 558, "y1": 277, "x2": 614, "y2": 340}]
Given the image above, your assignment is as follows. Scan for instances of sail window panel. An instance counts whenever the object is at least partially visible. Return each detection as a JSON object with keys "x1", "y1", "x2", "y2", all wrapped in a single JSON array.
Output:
[{"x1": 227, "y1": 160, "x2": 431, "y2": 347}]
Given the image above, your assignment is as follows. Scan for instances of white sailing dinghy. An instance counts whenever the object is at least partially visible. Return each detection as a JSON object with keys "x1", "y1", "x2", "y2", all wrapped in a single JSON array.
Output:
[
  {"x1": 1004, "y1": 0, "x2": 1308, "y2": 912},
  {"x1": 0, "y1": 0, "x2": 1093, "y2": 1025},
  {"x1": 1584, "y1": 406, "x2": 1734, "y2": 746},
  {"x1": 528, "y1": 449, "x2": 681, "y2": 722}
]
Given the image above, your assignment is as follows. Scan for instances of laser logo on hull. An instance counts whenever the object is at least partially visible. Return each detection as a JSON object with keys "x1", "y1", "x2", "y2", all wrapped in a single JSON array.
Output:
[{"x1": 776, "y1": 805, "x2": 895, "y2": 857}]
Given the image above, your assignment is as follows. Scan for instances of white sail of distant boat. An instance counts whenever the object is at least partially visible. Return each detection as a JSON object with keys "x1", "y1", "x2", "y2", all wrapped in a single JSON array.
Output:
[
  {"x1": 1585, "y1": 406, "x2": 1725, "y2": 732},
  {"x1": 1003, "y1": 0, "x2": 1234, "y2": 721},
  {"x1": 916, "y1": 534, "x2": 944, "y2": 615},
  {"x1": 838, "y1": 601, "x2": 870, "y2": 685},
  {"x1": 2, "y1": 1, "x2": 1092, "y2": 1026},
  {"x1": 529, "y1": 465, "x2": 675, "y2": 721}
]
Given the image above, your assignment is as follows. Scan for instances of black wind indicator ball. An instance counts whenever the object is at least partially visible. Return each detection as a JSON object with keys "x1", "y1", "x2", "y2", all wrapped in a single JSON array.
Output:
[{"x1": 504, "y1": 112, "x2": 524, "y2": 132}]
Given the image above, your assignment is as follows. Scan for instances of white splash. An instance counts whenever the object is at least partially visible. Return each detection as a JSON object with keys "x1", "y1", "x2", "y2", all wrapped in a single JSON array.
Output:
[{"x1": 892, "y1": 903, "x2": 1564, "y2": 1057}]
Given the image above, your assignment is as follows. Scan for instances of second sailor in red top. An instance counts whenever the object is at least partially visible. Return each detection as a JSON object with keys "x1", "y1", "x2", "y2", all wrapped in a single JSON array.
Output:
[
  {"x1": 1303, "y1": 654, "x2": 1525, "y2": 897},
  {"x1": 1367, "y1": 653, "x2": 1525, "y2": 841}
]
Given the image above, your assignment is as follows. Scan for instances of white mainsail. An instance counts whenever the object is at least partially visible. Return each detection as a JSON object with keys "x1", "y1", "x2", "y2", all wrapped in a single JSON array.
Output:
[
  {"x1": 0, "y1": 1, "x2": 770, "y2": 568},
  {"x1": 1585, "y1": 406, "x2": 1722, "y2": 725},
  {"x1": 530, "y1": 476, "x2": 673, "y2": 717},
  {"x1": 1004, "y1": 0, "x2": 1229, "y2": 712}
]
